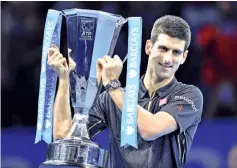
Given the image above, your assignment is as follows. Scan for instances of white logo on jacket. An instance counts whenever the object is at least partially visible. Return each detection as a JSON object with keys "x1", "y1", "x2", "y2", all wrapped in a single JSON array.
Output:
[{"x1": 174, "y1": 96, "x2": 198, "y2": 112}]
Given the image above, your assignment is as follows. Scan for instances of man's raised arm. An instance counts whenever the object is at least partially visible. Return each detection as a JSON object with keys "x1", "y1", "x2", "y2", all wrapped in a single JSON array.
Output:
[
  {"x1": 47, "y1": 46, "x2": 75, "y2": 139},
  {"x1": 53, "y1": 76, "x2": 72, "y2": 139}
]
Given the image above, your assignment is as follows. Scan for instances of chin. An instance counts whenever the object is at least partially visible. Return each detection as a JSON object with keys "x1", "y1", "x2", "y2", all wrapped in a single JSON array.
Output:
[{"x1": 157, "y1": 73, "x2": 172, "y2": 80}]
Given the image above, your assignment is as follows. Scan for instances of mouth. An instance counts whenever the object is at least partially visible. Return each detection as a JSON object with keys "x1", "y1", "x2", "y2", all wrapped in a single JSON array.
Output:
[{"x1": 159, "y1": 63, "x2": 172, "y2": 69}]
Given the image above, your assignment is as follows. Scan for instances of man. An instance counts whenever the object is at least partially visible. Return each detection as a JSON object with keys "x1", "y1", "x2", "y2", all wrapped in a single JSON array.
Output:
[
  {"x1": 48, "y1": 15, "x2": 203, "y2": 168},
  {"x1": 228, "y1": 145, "x2": 237, "y2": 168}
]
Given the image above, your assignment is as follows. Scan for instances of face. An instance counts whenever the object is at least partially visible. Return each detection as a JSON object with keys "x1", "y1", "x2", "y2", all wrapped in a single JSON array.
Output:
[{"x1": 145, "y1": 33, "x2": 188, "y2": 81}]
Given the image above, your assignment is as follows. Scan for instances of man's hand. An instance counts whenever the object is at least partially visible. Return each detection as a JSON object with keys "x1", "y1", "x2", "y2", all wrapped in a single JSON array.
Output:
[
  {"x1": 47, "y1": 45, "x2": 76, "y2": 79},
  {"x1": 97, "y1": 55, "x2": 123, "y2": 86}
]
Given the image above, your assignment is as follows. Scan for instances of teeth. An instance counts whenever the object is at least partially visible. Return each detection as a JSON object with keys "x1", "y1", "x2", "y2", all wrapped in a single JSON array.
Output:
[{"x1": 159, "y1": 63, "x2": 171, "y2": 68}]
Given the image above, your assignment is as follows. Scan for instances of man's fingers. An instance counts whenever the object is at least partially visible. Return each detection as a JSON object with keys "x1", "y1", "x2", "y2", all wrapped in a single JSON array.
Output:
[
  {"x1": 52, "y1": 44, "x2": 59, "y2": 50},
  {"x1": 97, "y1": 59, "x2": 102, "y2": 70},
  {"x1": 97, "y1": 58, "x2": 106, "y2": 69},
  {"x1": 113, "y1": 55, "x2": 122, "y2": 64},
  {"x1": 103, "y1": 55, "x2": 113, "y2": 63},
  {"x1": 99, "y1": 58, "x2": 107, "y2": 66},
  {"x1": 48, "y1": 48, "x2": 58, "y2": 60},
  {"x1": 68, "y1": 55, "x2": 74, "y2": 64},
  {"x1": 48, "y1": 49, "x2": 54, "y2": 57},
  {"x1": 48, "y1": 51, "x2": 60, "y2": 64},
  {"x1": 48, "y1": 44, "x2": 59, "y2": 57},
  {"x1": 48, "y1": 48, "x2": 57, "y2": 57},
  {"x1": 53, "y1": 58, "x2": 67, "y2": 68},
  {"x1": 53, "y1": 54, "x2": 63, "y2": 62},
  {"x1": 63, "y1": 59, "x2": 69, "y2": 71},
  {"x1": 69, "y1": 59, "x2": 76, "y2": 70}
]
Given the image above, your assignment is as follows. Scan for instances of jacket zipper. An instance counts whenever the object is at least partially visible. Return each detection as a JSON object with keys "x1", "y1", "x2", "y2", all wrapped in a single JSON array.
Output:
[
  {"x1": 148, "y1": 99, "x2": 152, "y2": 112},
  {"x1": 147, "y1": 93, "x2": 155, "y2": 112},
  {"x1": 147, "y1": 92, "x2": 155, "y2": 168},
  {"x1": 182, "y1": 132, "x2": 187, "y2": 166},
  {"x1": 177, "y1": 134, "x2": 182, "y2": 167},
  {"x1": 177, "y1": 133, "x2": 186, "y2": 168}
]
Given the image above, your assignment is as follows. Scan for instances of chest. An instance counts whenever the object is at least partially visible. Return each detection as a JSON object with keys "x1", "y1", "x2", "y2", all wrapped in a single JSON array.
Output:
[{"x1": 138, "y1": 95, "x2": 169, "y2": 114}]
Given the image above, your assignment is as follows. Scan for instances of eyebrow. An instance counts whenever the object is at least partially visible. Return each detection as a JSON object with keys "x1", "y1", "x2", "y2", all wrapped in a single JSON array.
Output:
[{"x1": 158, "y1": 45, "x2": 183, "y2": 54}]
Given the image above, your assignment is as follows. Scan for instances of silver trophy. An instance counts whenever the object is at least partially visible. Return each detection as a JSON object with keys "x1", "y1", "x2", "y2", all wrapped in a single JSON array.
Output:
[{"x1": 39, "y1": 9, "x2": 126, "y2": 168}]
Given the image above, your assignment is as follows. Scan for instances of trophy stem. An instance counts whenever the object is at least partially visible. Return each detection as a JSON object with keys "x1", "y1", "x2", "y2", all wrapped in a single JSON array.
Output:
[
  {"x1": 65, "y1": 108, "x2": 90, "y2": 140},
  {"x1": 73, "y1": 107, "x2": 84, "y2": 115}
]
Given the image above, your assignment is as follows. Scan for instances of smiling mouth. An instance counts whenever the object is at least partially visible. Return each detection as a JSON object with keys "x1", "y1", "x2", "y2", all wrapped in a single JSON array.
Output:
[{"x1": 159, "y1": 63, "x2": 172, "y2": 68}]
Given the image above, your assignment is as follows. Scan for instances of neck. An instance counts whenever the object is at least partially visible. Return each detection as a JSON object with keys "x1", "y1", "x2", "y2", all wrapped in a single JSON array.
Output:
[{"x1": 144, "y1": 69, "x2": 174, "y2": 97}]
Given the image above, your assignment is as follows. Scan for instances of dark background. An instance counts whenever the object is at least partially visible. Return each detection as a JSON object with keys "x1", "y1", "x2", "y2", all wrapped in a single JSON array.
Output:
[{"x1": 1, "y1": 1, "x2": 237, "y2": 168}]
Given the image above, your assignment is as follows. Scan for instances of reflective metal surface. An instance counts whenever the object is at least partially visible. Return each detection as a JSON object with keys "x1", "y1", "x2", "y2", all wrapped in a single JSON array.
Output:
[{"x1": 40, "y1": 138, "x2": 108, "y2": 168}]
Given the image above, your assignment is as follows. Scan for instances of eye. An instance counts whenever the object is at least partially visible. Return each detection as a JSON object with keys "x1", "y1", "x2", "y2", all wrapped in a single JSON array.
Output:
[
  {"x1": 173, "y1": 50, "x2": 182, "y2": 56},
  {"x1": 158, "y1": 46, "x2": 168, "y2": 52}
]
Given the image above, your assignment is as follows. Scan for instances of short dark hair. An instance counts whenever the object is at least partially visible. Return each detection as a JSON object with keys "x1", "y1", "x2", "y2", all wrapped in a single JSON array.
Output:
[{"x1": 150, "y1": 15, "x2": 191, "y2": 51}]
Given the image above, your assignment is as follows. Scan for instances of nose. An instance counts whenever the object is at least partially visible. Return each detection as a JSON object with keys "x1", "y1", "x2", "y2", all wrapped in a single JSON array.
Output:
[{"x1": 161, "y1": 52, "x2": 172, "y2": 65}]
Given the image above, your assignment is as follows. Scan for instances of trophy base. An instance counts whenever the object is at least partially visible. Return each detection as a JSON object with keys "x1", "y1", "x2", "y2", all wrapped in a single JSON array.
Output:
[
  {"x1": 40, "y1": 161, "x2": 99, "y2": 168},
  {"x1": 40, "y1": 138, "x2": 108, "y2": 168}
]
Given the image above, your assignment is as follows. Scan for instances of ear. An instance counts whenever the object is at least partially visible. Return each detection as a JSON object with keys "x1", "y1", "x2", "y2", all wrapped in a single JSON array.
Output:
[
  {"x1": 145, "y1": 40, "x2": 152, "y2": 55},
  {"x1": 181, "y1": 50, "x2": 188, "y2": 64}
]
